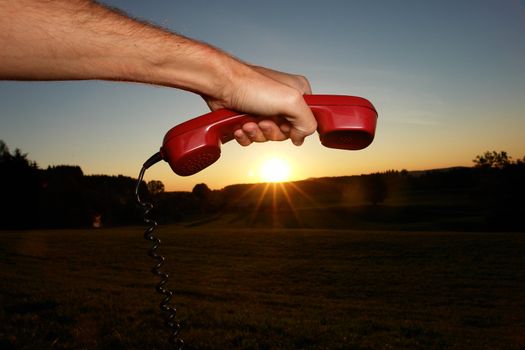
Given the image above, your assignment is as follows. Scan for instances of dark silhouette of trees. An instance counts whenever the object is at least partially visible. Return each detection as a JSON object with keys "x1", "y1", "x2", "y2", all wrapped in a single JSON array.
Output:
[
  {"x1": 0, "y1": 141, "x2": 40, "y2": 228},
  {"x1": 0, "y1": 141, "x2": 7, "y2": 159},
  {"x1": 473, "y1": 151, "x2": 512, "y2": 169},
  {"x1": 0, "y1": 140, "x2": 142, "y2": 228},
  {"x1": 147, "y1": 180, "x2": 165, "y2": 195},
  {"x1": 38, "y1": 165, "x2": 86, "y2": 227},
  {"x1": 192, "y1": 183, "x2": 211, "y2": 200},
  {"x1": 192, "y1": 183, "x2": 222, "y2": 214},
  {"x1": 1, "y1": 139, "x2": 524, "y2": 231},
  {"x1": 470, "y1": 151, "x2": 525, "y2": 230},
  {"x1": 83, "y1": 174, "x2": 139, "y2": 227}
]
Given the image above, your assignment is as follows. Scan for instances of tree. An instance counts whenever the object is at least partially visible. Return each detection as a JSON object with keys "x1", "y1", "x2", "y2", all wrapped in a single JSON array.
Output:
[
  {"x1": 0, "y1": 140, "x2": 37, "y2": 168},
  {"x1": 473, "y1": 151, "x2": 512, "y2": 169},
  {"x1": 192, "y1": 183, "x2": 211, "y2": 200},
  {"x1": 147, "y1": 180, "x2": 165, "y2": 195},
  {"x1": 0, "y1": 140, "x2": 10, "y2": 162},
  {"x1": 0, "y1": 140, "x2": 40, "y2": 228},
  {"x1": 192, "y1": 183, "x2": 216, "y2": 215}
]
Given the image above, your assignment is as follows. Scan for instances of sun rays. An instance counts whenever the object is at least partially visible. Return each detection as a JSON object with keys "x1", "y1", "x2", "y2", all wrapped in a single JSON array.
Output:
[{"x1": 225, "y1": 180, "x2": 322, "y2": 228}]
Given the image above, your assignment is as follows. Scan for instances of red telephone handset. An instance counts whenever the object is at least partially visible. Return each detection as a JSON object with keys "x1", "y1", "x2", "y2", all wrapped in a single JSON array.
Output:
[{"x1": 160, "y1": 95, "x2": 377, "y2": 176}]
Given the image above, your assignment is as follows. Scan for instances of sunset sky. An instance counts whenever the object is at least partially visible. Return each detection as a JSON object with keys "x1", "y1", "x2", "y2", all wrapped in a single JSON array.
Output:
[{"x1": 1, "y1": 0, "x2": 524, "y2": 191}]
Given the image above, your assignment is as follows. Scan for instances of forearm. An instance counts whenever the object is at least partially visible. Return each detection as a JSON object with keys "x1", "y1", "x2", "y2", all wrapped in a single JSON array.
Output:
[{"x1": 0, "y1": 0, "x2": 235, "y2": 96}]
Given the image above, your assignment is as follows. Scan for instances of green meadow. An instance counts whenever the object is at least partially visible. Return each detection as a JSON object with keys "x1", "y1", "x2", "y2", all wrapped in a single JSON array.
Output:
[{"x1": 1, "y1": 227, "x2": 524, "y2": 349}]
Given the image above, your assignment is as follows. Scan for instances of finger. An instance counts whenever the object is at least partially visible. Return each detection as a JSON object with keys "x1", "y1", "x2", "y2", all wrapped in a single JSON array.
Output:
[
  {"x1": 279, "y1": 122, "x2": 291, "y2": 135},
  {"x1": 234, "y1": 129, "x2": 252, "y2": 146},
  {"x1": 258, "y1": 120, "x2": 288, "y2": 141},
  {"x1": 289, "y1": 128, "x2": 307, "y2": 146},
  {"x1": 242, "y1": 122, "x2": 266, "y2": 142}
]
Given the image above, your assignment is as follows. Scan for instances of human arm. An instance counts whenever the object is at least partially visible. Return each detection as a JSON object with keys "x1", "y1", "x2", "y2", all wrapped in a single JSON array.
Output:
[{"x1": 0, "y1": 0, "x2": 316, "y2": 145}]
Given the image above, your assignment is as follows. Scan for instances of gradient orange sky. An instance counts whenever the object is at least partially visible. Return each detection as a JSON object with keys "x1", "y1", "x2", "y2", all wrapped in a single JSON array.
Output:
[{"x1": 1, "y1": 1, "x2": 524, "y2": 191}]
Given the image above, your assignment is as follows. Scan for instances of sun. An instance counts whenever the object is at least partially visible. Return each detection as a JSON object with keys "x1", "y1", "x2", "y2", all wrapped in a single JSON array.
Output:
[{"x1": 259, "y1": 157, "x2": 291, "y2": 183}]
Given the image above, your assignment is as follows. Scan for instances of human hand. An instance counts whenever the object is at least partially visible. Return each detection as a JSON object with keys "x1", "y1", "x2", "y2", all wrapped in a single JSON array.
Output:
[{"x1": 203, "y1": 62, "x2": 317, "y2": 146}]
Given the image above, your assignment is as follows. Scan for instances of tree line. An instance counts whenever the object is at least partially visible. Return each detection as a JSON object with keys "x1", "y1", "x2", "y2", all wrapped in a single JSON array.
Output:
[
  {"x1": 0, "y1": 141, "x2": 138, "y2": 228},
  {"x1": 0, "y1": 140, "x2": 226, "y2": 228},
  {"x1": 1, "y1": 140, "x2": 524, "y2": 231}
]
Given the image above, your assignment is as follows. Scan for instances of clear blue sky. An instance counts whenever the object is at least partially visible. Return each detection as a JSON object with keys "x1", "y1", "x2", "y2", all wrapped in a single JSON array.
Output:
[{"x1": 1, "y1": 0, "x2": 524, "y2": 190}]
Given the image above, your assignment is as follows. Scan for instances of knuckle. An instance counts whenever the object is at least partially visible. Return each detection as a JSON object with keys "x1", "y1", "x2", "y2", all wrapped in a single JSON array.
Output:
[{"x1": 294, "y1": 75, "x2": 311, "y2": 93}]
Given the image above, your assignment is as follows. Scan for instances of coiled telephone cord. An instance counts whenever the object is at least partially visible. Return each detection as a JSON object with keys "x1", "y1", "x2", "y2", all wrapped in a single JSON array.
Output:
[{"x1": 135, "y1": 153, "x2": 184, "y2": 349}]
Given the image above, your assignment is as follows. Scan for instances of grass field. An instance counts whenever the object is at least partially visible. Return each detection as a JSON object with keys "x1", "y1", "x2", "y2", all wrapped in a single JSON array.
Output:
[{"x1": 1, "y1": 227, "x2": 524, "y2": 349}]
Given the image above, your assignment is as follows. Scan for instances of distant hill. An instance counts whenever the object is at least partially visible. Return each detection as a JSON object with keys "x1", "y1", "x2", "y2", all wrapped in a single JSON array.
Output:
[
  {"x1": 1, "y1": 140, "x2": 524, "y2": 231},
  {"x1": 158, "y1": 166, "x2": 525, "y2": 232}
]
